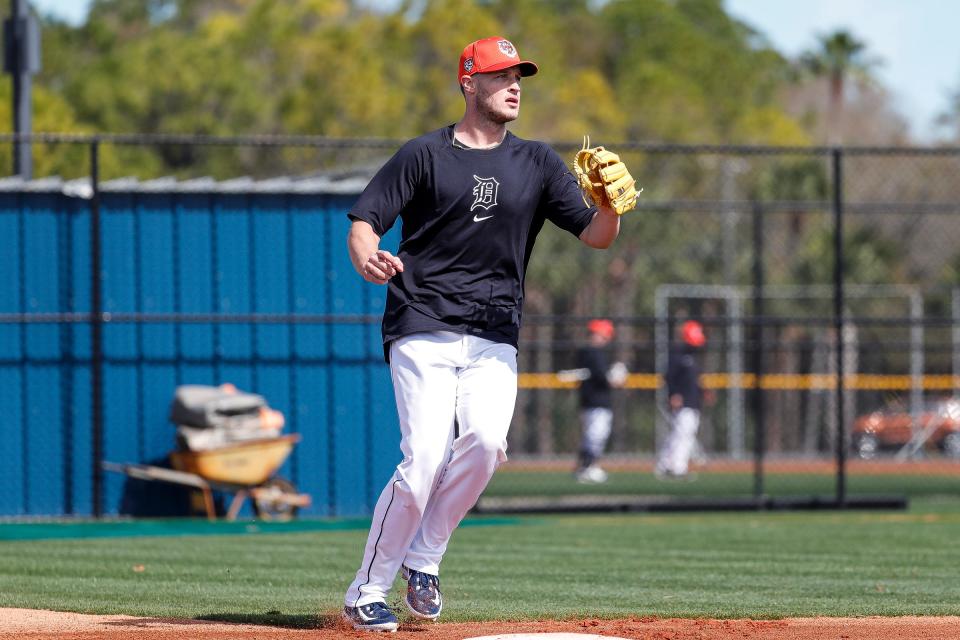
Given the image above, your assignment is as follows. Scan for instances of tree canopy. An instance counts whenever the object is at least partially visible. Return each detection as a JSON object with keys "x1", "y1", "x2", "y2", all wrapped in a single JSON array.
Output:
[{"x1": 18, "y1": 0, "x2": 820, "y2": 178}]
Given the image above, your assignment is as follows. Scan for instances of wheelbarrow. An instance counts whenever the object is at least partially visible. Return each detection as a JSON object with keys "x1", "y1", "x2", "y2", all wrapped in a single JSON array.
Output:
[{"x1": 103, "y1": 434, "x2": 311, "y2": 521}]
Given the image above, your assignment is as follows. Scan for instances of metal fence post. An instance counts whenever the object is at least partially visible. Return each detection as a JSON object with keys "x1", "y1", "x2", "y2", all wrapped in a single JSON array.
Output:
[
  {"x1": 832, "y1": 147, "x2": 847, "y2": 507},
  {"x1": 90, "y1": 138, "x2": 104, "y2": 518},
  {"x1": 728, "y1": 290, "x2": 745, "y2": 459},
  {"x1": 953, "y1": 287, "x2": 960, "y2": 394},
  {"x1": 751, "y1": 201, "x2": 765, "y2": 500}
]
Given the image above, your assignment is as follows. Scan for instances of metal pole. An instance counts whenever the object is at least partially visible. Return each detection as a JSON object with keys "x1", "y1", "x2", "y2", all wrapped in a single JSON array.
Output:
[
  {"x1": 728, "y1": 291, "x2": 744, "y2": 459},
  {"x1": 832, "y1": 148, "x2": 847, "y2": 506},
  {"x1": 6, "y1": 0, "x2": 38, "y2": 178},
  {"x1": 90, "y1": 140, "x2": 104, "y2": 518},
  {"x1": 909, "y1": 291, "x2": 924, "y2": 453},
  {"x1": 654, "y1": 288, "x2": 669, "y2": 452},
  {"x1": 953, "y1": 288, "x2": 960, "y2": 393},
  {"x1": 751, "y1": 201, "x2": 765, "y2": 500}
]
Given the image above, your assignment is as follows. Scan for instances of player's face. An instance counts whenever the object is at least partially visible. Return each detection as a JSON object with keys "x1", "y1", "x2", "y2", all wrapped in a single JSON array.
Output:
[
  {"x1": 474, "y1": 67, "x2": 522, "y2": 124},
  {"x1": 590, "y1": 332, "x2": 611, "y2": 346}
]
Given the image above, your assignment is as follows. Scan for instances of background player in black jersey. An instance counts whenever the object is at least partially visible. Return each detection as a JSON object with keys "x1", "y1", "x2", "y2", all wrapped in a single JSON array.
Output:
[
  {"x1": 573, "y1": 319, "x2": 628, "y2": 484},
  {"x1": 342, "y1": 36, "x2": 623, "y2": 632},
  {"x1": 656, "y1": 320, "x2": 708, "y2": 480}
]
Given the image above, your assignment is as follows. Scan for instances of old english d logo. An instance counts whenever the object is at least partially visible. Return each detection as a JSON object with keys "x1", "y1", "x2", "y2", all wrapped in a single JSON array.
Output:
[{"x1": 470, "y1": 175, "x2": 499, "y2": 212}]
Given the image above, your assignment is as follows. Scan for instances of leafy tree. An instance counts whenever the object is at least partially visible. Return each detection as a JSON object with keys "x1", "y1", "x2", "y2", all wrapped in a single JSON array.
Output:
[
  {"x1": 33, "y1": 0, "x2": 811, "y2": 162},
  {"x1": 792, "y1": 223, "x2": 904, "y2": 286},
  {"x1": 0, "y1": 83, "x2": 126, "y2": 179},
  {"x1": 751, "y1": 157, "x2": 829, "y2": 275},
  {"x1": 595, "y1": 0, "x2": 803, "y2": 144}
]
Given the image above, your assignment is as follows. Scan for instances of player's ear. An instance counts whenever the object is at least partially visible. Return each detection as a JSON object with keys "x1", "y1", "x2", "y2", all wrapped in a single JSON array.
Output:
[{"x1": 461, "y1": 75, "x2": 476, "y2": 95}]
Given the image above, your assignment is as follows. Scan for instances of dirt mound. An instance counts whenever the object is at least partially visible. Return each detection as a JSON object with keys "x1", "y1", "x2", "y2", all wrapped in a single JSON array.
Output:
[{"x1": 3, "y1": 608, "x2": 959, "y2": 640}]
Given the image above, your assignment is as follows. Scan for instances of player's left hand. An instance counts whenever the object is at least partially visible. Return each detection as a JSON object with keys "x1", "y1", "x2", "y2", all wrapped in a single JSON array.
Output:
[
  {"x1": 573, "y1": 137, "x2": 641, "y2": 215},
  {"x1": 607, "y1": 362, "x2": 628, "y2": 387}
]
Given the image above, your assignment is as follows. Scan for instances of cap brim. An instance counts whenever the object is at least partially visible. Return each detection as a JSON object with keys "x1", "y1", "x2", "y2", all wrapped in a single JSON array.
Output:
[
  {"x1": 480, "y1": 60, "x2": 539, "y2": 77},
  {"x1": 518, "y1": 61, "x2": 538, "y2": 76}
]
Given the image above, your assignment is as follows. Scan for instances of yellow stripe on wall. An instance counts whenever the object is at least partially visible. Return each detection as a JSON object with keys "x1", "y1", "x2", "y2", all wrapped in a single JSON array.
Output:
[{"x1": 518, "y1": 372, "x2": 960, "y2": 391}]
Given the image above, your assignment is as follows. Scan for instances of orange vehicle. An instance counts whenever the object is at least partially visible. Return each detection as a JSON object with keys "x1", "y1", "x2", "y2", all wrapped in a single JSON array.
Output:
[{"x1": 852, "y1": 397, "x2": 960, "y2": 459}]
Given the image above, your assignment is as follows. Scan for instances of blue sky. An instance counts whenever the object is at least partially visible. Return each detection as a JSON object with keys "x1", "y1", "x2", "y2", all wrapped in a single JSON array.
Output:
[
  {"x1": 32, "y1": 0, "x2": 89, "y2": 24},
  {"x1": 32, "y1": 0, "x2": 960, "y2": 142},
  {"x1": 726, "y1": 0, "x2": 960, "y2": 141}
]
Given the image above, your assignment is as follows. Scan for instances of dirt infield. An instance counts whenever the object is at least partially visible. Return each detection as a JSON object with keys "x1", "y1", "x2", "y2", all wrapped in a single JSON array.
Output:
[{"x1": 4, "y1": 609, "x2": 960, "y2": 640}]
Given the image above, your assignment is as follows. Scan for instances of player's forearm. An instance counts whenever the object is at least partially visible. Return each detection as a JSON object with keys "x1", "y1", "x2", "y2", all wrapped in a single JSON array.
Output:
[
  {"x1": 579, "y1": 206, "x2": 620, "y2": 249},
  {"x1": 347, "y1": 220, "x2": 405, "y2": 284},
  {"x1": 347, "y1": 220, "x2": 382, "y2": 276}
]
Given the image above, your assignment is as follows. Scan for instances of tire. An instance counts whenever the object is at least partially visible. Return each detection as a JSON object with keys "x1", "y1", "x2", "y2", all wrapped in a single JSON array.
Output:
[
  {"x1": 252, "y1": 477, "x2": 300, "y2": 521},
  {"x1": 853, "y1": 433, "x2": 880, "y2": 460},
  {"x1": 942, "y1": 433, "x2": 960, "y2": 459}
]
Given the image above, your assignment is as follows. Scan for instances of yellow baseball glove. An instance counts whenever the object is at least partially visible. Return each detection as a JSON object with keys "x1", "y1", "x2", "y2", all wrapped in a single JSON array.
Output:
[{"x1": 572, "y1": 137, "x2": 641, "y2": 215}]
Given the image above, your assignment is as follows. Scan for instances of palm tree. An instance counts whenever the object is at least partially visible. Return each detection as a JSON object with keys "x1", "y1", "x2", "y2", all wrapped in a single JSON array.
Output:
[
  {"x1": 937, "y1": 86, "x2": 960, "y2": 140},
  {"x1": 799, "y1": 30, "x2": 879, "y2": 144}
]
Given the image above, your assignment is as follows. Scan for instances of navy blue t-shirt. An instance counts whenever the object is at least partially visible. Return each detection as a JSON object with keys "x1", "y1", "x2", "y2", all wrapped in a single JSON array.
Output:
[
  {"x1": 577, "y1": 345, "x2": 614, "y2": 410},
  {"x1": 349, "y1": 124, "x2": 596, "y2": 359},
  {"x1": 666, "y1": 344, "x2": 703, "y2": 410}
]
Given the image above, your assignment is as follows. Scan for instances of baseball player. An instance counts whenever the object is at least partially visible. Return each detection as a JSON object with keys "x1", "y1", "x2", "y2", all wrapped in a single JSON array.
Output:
[
  {"x1": 655, "y1": 320, "x2": 706, "y2": 479},
  {"x1": 341, "y1": 36, "x2": 634, "y2": 632},
  {"x1": 574, "y1": 319, "x2": 627, "y2": 484}
]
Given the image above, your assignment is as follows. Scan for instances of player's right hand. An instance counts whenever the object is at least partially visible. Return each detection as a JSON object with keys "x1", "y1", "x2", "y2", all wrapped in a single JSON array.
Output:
[{"x1": 362, "y1": 250, "x2": 404, "y2": 285}]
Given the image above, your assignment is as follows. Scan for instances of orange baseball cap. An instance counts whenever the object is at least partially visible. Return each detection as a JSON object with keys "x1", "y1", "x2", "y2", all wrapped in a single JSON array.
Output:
[
  {"x1": 459, "y1": 37, "x2": 538, "y2": 82},
  {"x1": 587, "y1": 319, "x2": 615, "y2": 340},
  {"x1": 681, "y1": 320, "x2": 706, "y2": 347}
]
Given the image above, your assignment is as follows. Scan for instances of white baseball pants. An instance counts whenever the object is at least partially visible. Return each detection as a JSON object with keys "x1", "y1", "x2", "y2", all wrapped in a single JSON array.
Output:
[
  {"x1": 657, "y1": 407, "x2": 700, "y2": 475},
  {"x1": 580, "y1": 407, "x2": 613, "y2": 460},
  {"x1": 345, "y1": 331, "x2": 518, "y2": 607}
]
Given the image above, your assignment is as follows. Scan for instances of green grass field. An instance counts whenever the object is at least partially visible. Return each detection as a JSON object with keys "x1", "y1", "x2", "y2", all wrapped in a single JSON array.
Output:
[
  {"x1": 482, "y1": 466, "x2": 960, "y2": 499},
  {"x1": 2, "y1": 498, "x2": 960, "y2": 625}
]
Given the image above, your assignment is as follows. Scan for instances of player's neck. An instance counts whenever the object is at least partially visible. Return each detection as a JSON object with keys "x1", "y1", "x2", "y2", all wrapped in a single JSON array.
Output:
[{"x1": 453, "y1": 117, "x2": 507, "y2": 149}]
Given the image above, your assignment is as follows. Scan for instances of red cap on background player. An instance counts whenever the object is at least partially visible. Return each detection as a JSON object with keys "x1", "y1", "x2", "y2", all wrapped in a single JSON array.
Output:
[
  {"x1": 681, "y1": 320, "x2": 706, "y2": 347},
  {"x1": 587, "y1": 319, "x2": 615, "y2": 340},
  {"x1": 459, "y1": 37, "x2": 538, "y2": 83}
]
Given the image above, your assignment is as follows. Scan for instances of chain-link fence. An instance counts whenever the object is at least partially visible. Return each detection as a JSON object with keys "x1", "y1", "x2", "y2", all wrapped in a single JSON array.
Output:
[
  {"x1": 2, "y1": 134, "x2": 958, "y2": 517},
  {"x1": 489, "y1": 145, "x2": 960, "y2": 512}
]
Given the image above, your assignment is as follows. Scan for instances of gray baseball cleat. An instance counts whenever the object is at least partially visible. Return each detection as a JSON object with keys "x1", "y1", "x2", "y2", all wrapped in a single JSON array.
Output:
[
  {"x1": 401, "y1": 565, "x2": 443, "y2": 620},
  {"x1": 342, "y1": 601, "x2": 399, "y2": 632}
]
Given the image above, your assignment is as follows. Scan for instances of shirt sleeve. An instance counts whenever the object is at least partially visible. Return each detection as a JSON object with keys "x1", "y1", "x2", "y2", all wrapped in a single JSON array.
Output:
[
  {"x1": 539, "y1": 145, "x2": 597, "y2": 238},
  {"x1": 347, "y1": 139, "x2": 426, "y2": 237}
]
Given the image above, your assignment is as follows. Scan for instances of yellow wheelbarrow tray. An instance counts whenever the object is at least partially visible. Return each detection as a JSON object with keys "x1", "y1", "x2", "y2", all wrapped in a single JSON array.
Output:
[
  {"x1": 169, "y1": 434, "x2": 300, "y2": 485},
  {"x1": 103, "y1": 434, "x2": 311, "y2": 521}
]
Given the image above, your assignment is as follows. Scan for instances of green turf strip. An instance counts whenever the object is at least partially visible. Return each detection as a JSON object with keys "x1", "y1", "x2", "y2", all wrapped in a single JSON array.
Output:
[
  {"x1": 1, "y1": 500, "x2": 959, "y2": 623},
  {"x1": 0, "y1": 516, "x2": 521, "y2": 541},
  {"x1": 482, "y1": 468, "x2": 960, "y2": 498}
]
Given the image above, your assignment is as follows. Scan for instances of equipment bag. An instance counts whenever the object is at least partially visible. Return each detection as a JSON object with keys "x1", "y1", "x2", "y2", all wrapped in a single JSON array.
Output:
[{"x1": 169, "y1": 384, "x2": 267, "y2": 430}]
